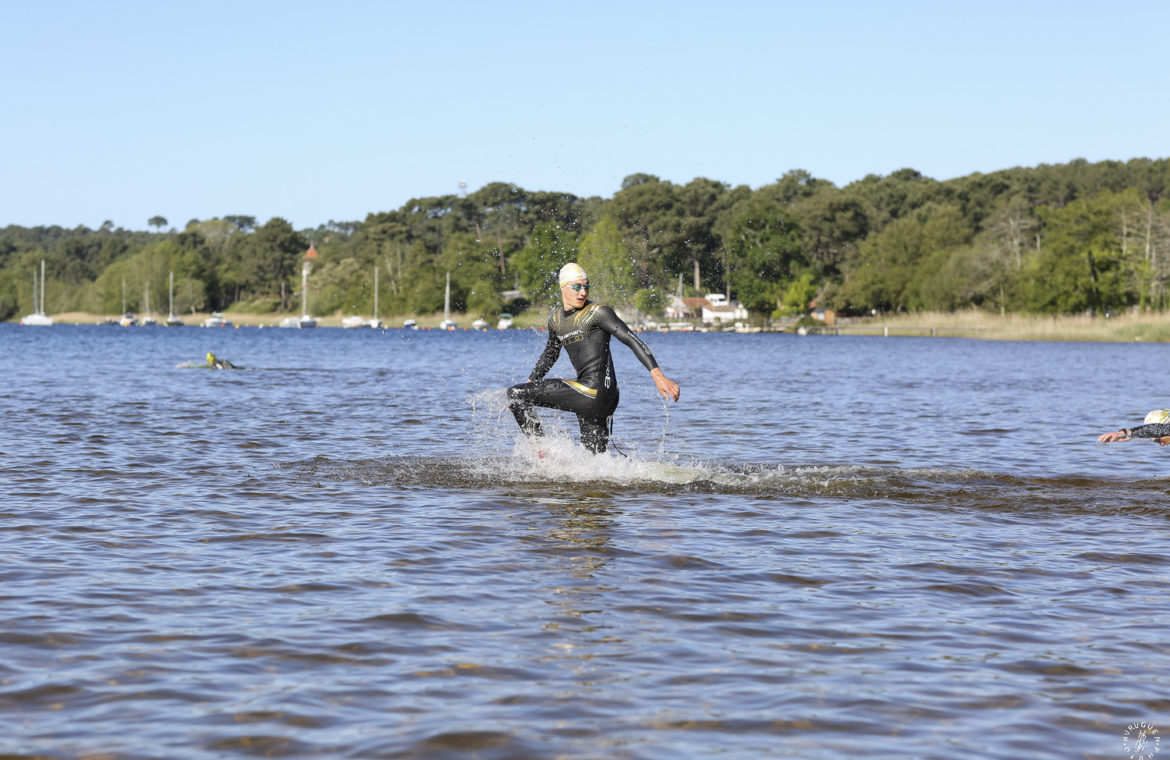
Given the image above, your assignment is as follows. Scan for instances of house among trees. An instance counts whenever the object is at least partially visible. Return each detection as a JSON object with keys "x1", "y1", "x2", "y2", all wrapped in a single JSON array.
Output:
[{"x1": 665, "y1": 294, "x2": 749, "y2": 325}]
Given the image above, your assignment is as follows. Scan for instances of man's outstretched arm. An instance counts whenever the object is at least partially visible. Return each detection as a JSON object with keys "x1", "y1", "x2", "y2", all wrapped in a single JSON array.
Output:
[{"x1": 1098, "y1": 422, "x2": 1170, "y2": 443}]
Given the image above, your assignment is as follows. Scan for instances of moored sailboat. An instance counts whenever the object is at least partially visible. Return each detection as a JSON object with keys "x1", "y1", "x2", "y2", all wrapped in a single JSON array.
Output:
[
  {"x1": 439, "y1": 271, "x2": 457, "y2": 330},
  {"x1": 20, "y1": 260, "x2": 53, "y2": 326},
  {"x1": 140, "y1": 284, "x2": 158, "y2": 326},
  {"x1": 165, "y1": 271, "x2": 184, "y2": 326}
]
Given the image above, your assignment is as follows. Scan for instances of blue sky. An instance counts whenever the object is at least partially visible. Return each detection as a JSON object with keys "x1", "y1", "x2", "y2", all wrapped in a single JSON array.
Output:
[{"x1": 2, "y1": 0, "x2": 1167, "y2": 231}]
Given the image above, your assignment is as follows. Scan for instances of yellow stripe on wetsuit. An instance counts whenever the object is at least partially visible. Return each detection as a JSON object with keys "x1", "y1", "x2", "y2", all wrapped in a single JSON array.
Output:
[{"x1": 564, "y1": 380, "x2": 597, "y2": 397}]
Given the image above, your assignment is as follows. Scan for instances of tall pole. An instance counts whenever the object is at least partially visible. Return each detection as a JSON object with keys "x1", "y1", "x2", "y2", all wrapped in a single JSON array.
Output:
[
  {"x1": 301, "y1": 258, "x2": 309, "y2": 316},
  {"x1": 444, "y1": 271, "x2": 451, "y2": 321},
  {"x1": 40, "y1": 259, "x2": 46, "y2": 315},
  {"x1": 374, "y1": 267, "x2": 379, "y2": 320}
]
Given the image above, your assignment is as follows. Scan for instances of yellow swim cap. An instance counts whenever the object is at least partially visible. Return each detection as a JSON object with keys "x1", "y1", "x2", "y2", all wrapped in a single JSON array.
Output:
[
  {"x1": 206, "y1": 352, "x2": 216, "y2": 363},
  {"x1": 558, "y1": 262, "x2": 588, "y2": 287},
  {"x1": 1144, "y1": 409, "x2": 1170, "y2": 425}
]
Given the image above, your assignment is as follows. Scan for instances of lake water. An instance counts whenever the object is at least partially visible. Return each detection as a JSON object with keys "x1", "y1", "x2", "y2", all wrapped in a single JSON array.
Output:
[{"x1": 2, "y1": 322, "x2": 1168, "y2": 759}]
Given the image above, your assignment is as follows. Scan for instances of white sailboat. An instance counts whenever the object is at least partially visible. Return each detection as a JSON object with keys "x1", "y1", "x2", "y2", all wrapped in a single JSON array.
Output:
[
  {"x1": 165, "y1": 271, "x2": 184, "y2": 326},
  {"x1": 439, "y1": 271, "x2": 457, "y2": 330},
  {"x1": 369, "y1": 266, "x2": 383, "y2": 328},
  {"x1": 342, "y1": 267, "x2": 383, "y2": 328},
  {"x1": 140, "y1": 283, "x2": 158, "y2": 326},
  {"x1": 19, "y1": 260, "x2": 53, "y2": 326},
  {"x1": 280, "y1": 245, "x2": 318, "y2": 328},
  {"x1": 119, "y1": 279, "x2": 137, "y2": 326}
]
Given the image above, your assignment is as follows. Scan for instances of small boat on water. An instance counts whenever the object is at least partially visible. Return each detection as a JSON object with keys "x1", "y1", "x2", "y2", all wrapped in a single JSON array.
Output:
[
  {"x1": 403, "y1": 319, "x2": 417, "y2": 329},
  {"x1": 204, "y1": 312, "x2": 231, "y2": 328},
  {"x1": 497, "y1": 313, "x2": 514, "y2": 330},
  {"x1": 471, "y1": 318, "x2": 489, "y2": 330},
  {"x1": 280, "y1": 314, "x2": 317, "y2": 328},
  {"x1": 20, "y1": 260, "x2": 53, "y2": 326},
  {"x1": 20, "y1": 313, "x2": 53, "y2": 326}
]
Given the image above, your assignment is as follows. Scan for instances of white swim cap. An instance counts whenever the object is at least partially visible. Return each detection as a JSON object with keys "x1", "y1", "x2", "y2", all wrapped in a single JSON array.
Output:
[
  {"x1": 558, "y1": 263, "x2": 588, "y2": 286},
  {"x1": 1144, "y1": 409, "x2": 1170, "y2": 425}
]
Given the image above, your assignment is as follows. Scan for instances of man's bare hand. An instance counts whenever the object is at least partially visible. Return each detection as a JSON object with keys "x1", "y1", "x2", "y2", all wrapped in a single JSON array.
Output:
[{"x1": 651, "y1": 368, "x2": 680, "y2": 402}]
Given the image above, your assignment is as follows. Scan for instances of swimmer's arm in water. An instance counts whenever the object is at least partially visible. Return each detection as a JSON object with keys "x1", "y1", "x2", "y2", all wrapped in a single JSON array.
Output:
[
  {"x1": 597, "y1": 306, "x2": 680, "y2": 402},
  {"x1": 1098, "y1": 423, "x2": 1170, "y2": 444}
]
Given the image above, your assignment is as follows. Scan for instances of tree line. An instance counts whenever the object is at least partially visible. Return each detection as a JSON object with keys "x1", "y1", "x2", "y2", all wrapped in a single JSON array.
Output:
[{"x1": 2, "y1": 157, "x2": 1169, "y2": 323}]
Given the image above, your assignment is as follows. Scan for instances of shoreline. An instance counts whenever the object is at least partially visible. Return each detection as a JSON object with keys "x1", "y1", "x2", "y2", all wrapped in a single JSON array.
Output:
[
  {"x1": 14, "y1": 310, "x2": 1170, "y2": 343},
  {"x1": 20, "y1": 311, "x2": 537, "y2": 330}
]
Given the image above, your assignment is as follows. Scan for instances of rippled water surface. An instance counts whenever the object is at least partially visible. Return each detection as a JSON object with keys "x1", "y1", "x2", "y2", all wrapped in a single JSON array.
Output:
[{"x1": 3, "y1": 323, "x2": 1169, "y2": 759}]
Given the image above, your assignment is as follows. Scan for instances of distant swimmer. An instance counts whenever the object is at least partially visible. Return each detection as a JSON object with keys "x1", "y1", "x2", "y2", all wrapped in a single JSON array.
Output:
[
  {"x1": 506, "y1": 262, "x2": 680, "y2": 454},
  {"x1": 1097, "y1": 409, "x2": 1170, "y2": 445},
  {"x1": 205, "y1": 352, "x2": 238, "y2": 370}
]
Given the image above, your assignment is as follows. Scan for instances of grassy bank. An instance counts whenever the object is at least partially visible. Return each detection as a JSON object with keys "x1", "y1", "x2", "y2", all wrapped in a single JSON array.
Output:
[{"x1": 834, "y1": 310, "x2": 1170, "y2": 342}]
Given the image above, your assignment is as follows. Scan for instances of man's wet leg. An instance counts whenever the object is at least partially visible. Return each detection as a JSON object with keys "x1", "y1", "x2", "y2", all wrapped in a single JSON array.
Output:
[
  {"x1": 578, "y1": 415, "x2": 609, "y2": 454},
  {"x1": 506, "y1": 385, "x2": 544, "y2": 438}
]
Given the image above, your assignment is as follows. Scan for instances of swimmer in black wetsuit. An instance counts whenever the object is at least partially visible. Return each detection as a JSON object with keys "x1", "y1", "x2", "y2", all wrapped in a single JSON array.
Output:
[
  {"x1": 205, "y1": 352, "x2": 238, "y2": 370},
  {"x1": 507, "y1": 262, "x2": 680, "y2": 453},
  {"x1": 1098, "y1": 409, "x2": 1170, "y2": 445}
]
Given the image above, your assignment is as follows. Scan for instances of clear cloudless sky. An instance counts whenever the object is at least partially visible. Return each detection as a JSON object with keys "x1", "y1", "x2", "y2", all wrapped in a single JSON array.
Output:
[{"x1": 2, "y1": 0, "x2": 1168, "y2": 231}]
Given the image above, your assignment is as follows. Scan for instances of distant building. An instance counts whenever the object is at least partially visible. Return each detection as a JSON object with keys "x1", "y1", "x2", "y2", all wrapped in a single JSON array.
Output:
[
  {"x1": 665, "y1": 296, "x2": 707, "y2": 320},
  {"x1": 700, "y1": 294, "x2": 748, "y2": 324},
  {"x1": 665, "y1": 293, "x2": 749, "y2": 324}
]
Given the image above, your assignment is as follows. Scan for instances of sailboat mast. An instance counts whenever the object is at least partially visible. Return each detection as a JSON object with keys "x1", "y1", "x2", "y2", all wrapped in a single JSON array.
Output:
[
  {"x1": 374, "y1": 267, "x2": 379, "y2": 320},
  {"x1": 169, "y1": 272, "x2": 174, "y2": 316},
  {"x1": 40, "y1": 259, "x2": 46, "y2": 316},
  {"x1": 444, "y1": 271, "x2": 451, "y2": 321}
]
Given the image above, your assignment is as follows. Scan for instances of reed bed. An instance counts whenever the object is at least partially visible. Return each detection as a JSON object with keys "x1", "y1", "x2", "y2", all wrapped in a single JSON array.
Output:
[{"x1": 837, "y1": 310, "x2": 1170, "y2": 342}]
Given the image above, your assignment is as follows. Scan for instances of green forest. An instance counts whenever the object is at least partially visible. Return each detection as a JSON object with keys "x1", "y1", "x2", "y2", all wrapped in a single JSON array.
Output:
[{"x1": 3, "y1": 157, "x2": 1169, "y2": 323}]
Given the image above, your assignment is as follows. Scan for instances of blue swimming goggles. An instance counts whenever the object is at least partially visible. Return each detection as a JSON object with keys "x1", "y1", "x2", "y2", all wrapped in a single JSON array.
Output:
[{"x1": 565, "y1": 283, "x2": 590, "y2": 292}]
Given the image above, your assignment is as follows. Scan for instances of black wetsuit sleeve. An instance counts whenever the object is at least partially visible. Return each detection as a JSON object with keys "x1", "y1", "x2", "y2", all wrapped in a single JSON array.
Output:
[
  {"x1": 529, "y1": 321, "x2": 562, "y2": 381},
  {"x1": 598, "y1": 306, "x2": 659, "y2": 372},
  {"x1": 1127, "y1": 423, "x2": 1170, "y2": 438}
]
